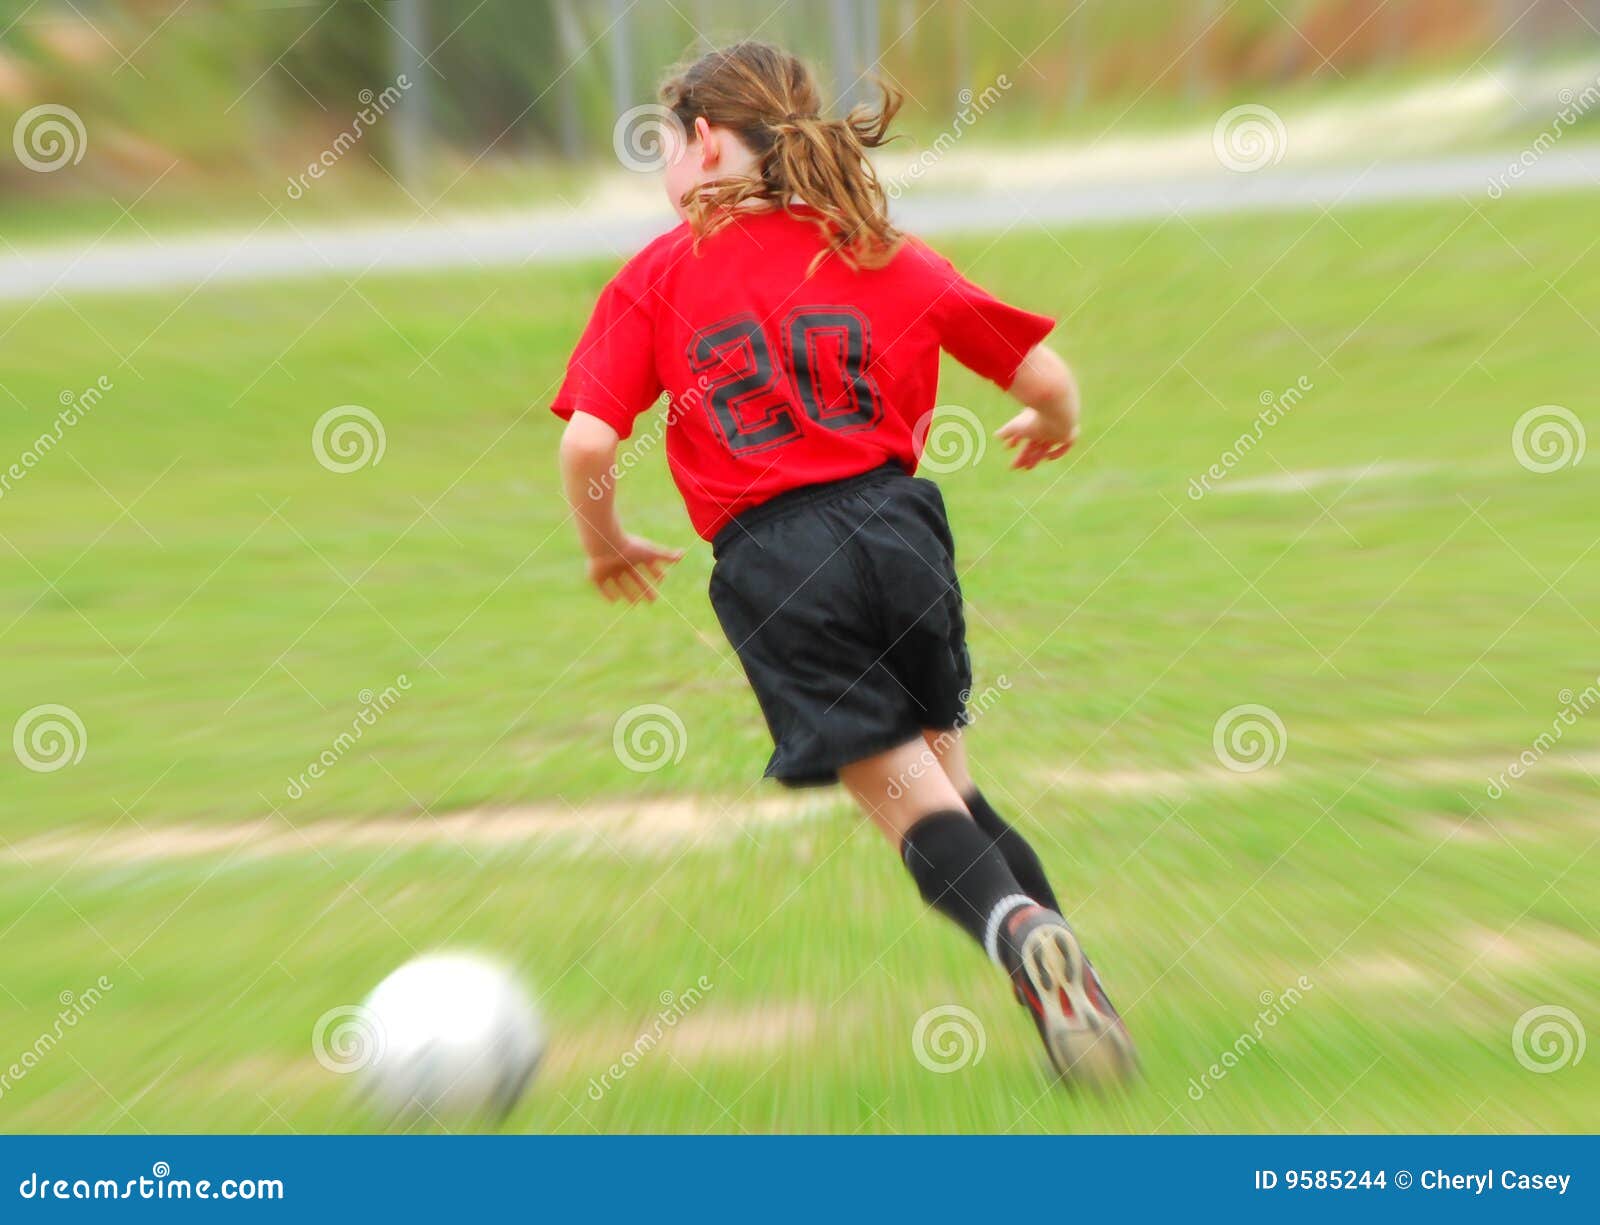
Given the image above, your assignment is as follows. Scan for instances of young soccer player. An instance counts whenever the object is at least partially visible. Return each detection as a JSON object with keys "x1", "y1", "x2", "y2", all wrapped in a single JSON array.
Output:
[{"x1": 553, "y1": 42, "x2": 1135, "y2": 1085}]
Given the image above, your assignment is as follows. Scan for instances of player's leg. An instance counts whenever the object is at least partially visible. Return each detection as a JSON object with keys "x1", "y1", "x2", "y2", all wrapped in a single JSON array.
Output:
[
  {"x1": 921, "y1": 727, "x2": 1061, "y2": 912},
  {"x1": 842, "y1": 735, "x2": 1137, "y2": 1085},
  {"x1": 839, "y1": 737, "x2": 1035, "y2": 962},
  {"x1": 908, "y1": 727, "x2": 1136, "y2": 1084}
]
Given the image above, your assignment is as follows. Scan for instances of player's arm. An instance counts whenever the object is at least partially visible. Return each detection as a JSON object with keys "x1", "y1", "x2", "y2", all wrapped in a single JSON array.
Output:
[
  {"x1": 559, "y1": 410, "x2": 683, "y2": 603},
  {"x1": 995, "y1": 343, "x2": 1080, "y2": 471}
]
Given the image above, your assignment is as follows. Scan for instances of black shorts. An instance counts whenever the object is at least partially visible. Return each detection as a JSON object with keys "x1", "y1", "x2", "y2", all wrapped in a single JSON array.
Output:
[{"x1": 709, "y1": 462, "x2": 973, "y2": 787}]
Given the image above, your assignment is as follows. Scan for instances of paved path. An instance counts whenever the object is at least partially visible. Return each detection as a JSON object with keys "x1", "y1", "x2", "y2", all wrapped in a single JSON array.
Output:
[{"x1": 3, "y1": 145, "x2": 1596, "y2": 302}]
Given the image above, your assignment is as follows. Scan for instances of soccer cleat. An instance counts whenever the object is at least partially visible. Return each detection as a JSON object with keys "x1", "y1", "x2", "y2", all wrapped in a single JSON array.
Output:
[{"x1": 1001, "y1": 904, "x2": 1137, "y2": 1087}]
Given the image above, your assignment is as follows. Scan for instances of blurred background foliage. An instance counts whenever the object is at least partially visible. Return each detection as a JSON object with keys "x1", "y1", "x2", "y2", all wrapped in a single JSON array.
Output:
[{"x1": 3, "y1": 0, "x2": 1599, "y2": 210}]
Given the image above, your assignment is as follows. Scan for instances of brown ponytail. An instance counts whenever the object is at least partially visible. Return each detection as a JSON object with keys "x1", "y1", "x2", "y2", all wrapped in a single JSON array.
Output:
[{"x1": 661, "y1": 41, "x2": 902, "y2": 272}]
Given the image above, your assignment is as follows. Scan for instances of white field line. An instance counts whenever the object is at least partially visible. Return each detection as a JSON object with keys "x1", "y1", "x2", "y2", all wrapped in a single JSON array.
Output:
[{"x1": 1214, "y1": 461, "x2": 1434, "y2": 495}]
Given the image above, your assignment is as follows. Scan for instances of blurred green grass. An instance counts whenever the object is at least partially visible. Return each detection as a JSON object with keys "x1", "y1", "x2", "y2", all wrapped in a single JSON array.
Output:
[{"x1": 0, "y1": 190, "x2": 1596, "y2": 1132}]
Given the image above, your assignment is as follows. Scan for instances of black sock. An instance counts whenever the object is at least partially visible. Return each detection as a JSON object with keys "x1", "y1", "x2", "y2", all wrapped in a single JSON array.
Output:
[
  {"x1": 963, "y1": 788, "x2": 1061, "y2": 914},
  {"x1": 901, "y1": 810, "x2": 1033, "y2": 963}
]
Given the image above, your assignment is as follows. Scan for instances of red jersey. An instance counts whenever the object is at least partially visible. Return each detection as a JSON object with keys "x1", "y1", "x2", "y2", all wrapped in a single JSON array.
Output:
[{"x1": 551, "y1": 208, "x2": 1055, "y2": 539}]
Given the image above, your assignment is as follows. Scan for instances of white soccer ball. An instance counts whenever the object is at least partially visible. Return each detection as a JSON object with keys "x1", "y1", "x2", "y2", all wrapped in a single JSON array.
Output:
[{"x1": 358, "y1": 951, "x2": 544, "y2": 1123}]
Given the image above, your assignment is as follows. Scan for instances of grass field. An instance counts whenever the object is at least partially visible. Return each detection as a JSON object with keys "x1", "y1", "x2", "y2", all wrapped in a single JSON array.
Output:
[{"x1": 1, "y1": 189, "x2": 1596, "y2": 1133}]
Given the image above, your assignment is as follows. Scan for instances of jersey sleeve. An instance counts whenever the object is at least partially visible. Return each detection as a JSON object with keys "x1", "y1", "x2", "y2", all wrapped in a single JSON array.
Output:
[
  {"x1": 923, "y1": 248, "x2": 1056, "y2": 389},
  {"x1": 550, "y1": 255, "x2": 663, "y2": 440}
]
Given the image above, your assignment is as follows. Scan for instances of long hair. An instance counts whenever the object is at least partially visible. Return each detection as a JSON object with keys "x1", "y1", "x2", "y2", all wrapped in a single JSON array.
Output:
[{"x1": 660, "y1": 41, "x2": 902, "y2": 272}]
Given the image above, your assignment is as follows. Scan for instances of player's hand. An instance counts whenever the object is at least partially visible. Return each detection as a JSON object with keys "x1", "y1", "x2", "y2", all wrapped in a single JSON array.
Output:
[
  {"x1": 586, "y1": 534, "x2": 685, "y2": 604},
  {"x1": 996, "y1": 407, "x2": 1079, "y2": 471}
]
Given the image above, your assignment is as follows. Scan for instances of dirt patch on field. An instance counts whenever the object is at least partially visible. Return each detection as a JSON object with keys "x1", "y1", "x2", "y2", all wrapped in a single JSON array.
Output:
[
  {"x1": 15, "y1": 743, "x2": 1593, "y2": 872},
  {"x1": 1037, "y1": 749, "x2": 1600, "y2": 800},
  {"x1": 225, "y1": 1001, "x2": 826, "y2": 1107},
  {"x1": 2, "y1": 794, "x2": 841, "y2": 870},
  {"x1": 1327, "y1": 951, "x2": 1435, "y2": 990},
  {"x1": 543, "y1": 1000, "x2": 827, "y2": 1083},
  {"x1": 1423, "y1": 813, "x2": 1503, "y2": 846},
  {"x1": 1326, "y1": 922, "x2": 1595, "y2": 997},
  {"x1": 1462, "y1": 923, "x2": 1596, "y2": 969},
  {"x1": 1406, "y1": 752, "x2": 1600, "y2": 785},
  {"x1": 1034, "y1": 763, "x2": 1288, "y2": 796},
  {"x1": 667, "y1": 1001, "x2": 821, "y2": 1060}
]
